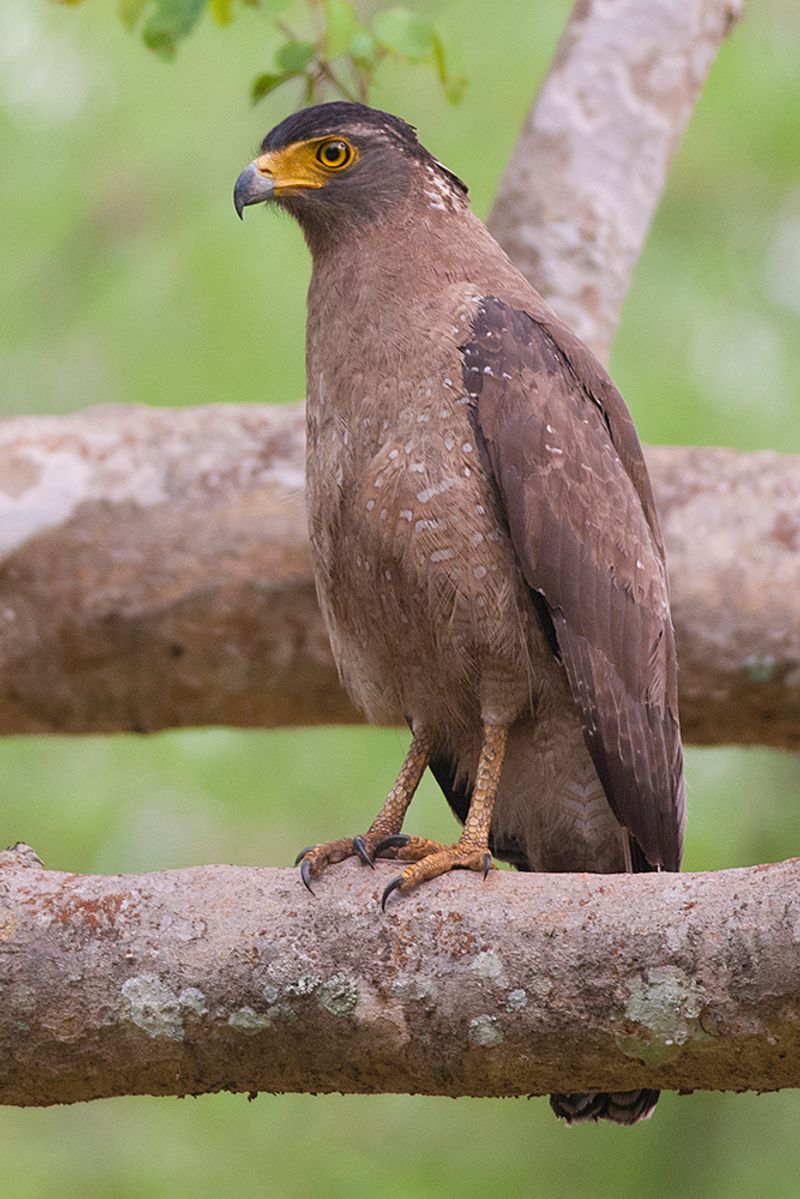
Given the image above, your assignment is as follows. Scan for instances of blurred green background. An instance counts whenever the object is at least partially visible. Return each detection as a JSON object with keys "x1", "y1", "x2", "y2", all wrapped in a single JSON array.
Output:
[{"x1": 2, "y1": 0, "x2": 800, "y2": 1195}]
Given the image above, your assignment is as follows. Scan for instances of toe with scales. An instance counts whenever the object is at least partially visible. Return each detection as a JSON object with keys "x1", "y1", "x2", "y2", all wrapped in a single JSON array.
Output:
[
  {"x1": 381, "y1": 722, "x2": 508, "y2": 908},
  {"x1": 381, "y1": 843, "x2": 494, "y2": 910},
  {"x1": 295, "y1": 830, "x2": 413, "y2": 894},
  {"x1": 295, "y1": 730, "x2": 432, "y2": 893}
]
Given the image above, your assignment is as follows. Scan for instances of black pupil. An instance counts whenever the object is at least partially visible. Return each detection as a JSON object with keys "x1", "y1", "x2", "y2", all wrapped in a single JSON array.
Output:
[{"x1": 323, "y1": 142, "x2": 347, "y2": 164}]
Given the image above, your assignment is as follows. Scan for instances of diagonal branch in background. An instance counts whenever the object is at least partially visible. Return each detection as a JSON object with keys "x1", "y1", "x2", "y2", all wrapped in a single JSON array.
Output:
[
  {"x1": 2, "y1": 844, "x2": 799, "y2": 1107},
  {"x1": 1, "y1": 403, "x2": 799, "y2": 745},
  {"x1": 490, "y1": 0, "x2": 744, "y2": 360}
]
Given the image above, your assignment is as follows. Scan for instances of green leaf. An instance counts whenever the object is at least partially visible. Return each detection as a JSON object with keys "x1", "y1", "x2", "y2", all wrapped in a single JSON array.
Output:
[
  {"x1": 209, "y1": 0, "x2": 233, "y2": 25},
  {"x1": 275, "y1": 39, "x2": 315, "y2": 72},
  {"x1": 251, "y1": 70, "x2": 295, "y2": 103},
  {"x1": 323, "y1": 0, "x2": 357, "y2": 59},
  {"x1": 142, "y1": 0, "x2": 206, "y2": 59},
  {"x1": 432, "y1": 32, "x2": 467, "y2": 104},
  {"x1": 372, "y1": 7, "x2": 434, "y2": 62},
  {"x1": 348, "y1": 27, "x2": 376, "y2": 68},
  {"x1": 117, "y1": 0, "x2": 148, "y2": 29}
]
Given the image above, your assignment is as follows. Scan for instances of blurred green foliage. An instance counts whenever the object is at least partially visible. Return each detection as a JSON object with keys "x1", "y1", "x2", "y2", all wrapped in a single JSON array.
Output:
[
  {"x1": 56, "y1": 0, "x2": 467, "y2": 105},
  {"x1": 2, "y1": 0, "x2": 800, "y2": 1195}
]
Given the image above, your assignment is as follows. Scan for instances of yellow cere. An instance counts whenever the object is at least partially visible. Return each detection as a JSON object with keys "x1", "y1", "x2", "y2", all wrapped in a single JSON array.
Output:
[{"x1": 254, "y1": 137, "x2": 359, "y2": 193}]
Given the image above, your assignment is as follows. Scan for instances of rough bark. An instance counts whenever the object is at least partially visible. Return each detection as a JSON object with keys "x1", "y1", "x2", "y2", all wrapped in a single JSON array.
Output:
[
  {"x1": 2, "y1": 403, "x2": 799, "y2": 746},
  {"x1": 489, "y1": 0, "x2": 744, "y2": 360},
  {"x1": 1, "y1": 843, "x2": 798, "y2": 1107}
]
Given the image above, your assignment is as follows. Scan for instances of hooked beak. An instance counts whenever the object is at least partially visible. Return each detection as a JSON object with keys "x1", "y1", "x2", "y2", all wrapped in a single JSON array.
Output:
[{"x1": 234, "y1": 161, "x2": 275, "y2": 219}]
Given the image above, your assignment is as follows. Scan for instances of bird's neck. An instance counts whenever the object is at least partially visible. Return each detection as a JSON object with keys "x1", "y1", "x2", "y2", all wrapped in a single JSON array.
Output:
[{"x1": 306, "y1": 199, "x2": 520, "y2": 342}]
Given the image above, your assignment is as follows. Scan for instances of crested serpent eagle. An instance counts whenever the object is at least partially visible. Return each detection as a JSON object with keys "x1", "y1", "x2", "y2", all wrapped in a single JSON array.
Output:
[{"x1": 235, "y1": 102, "x2": 685, "y2": 1124}]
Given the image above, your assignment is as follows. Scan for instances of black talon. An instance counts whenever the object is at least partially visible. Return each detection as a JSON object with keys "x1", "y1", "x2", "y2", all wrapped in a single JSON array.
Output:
[
  {"x1": 381, "y1": 874, "x2": 406, "y2": 912},
  {"x1": 372, "y1": 834, "x2": 411, "y2": 857},
  {"x1": 353, "y1": 835, "x2": 374, "y2": 868},
  {"x1": 481, "y1": 851, "x2": 493, "y2": 880},
  {"x1": 300, "y1": 857, "x2": 316, "y2": 895},
  {"x1": 294, "y1": 845, "x2": 315, "y2": 866}
]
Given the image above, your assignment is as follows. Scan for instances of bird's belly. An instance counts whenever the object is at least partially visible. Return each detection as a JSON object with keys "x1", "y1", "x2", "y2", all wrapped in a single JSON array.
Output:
[{"x1": 308, "y1": 430, "x2": 540, "y2": 735}]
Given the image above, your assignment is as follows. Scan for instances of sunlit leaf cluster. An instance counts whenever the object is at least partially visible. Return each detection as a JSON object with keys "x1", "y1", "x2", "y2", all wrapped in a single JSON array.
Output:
[{"x1": 52, "y1": 0, "x2": 467, "y2": 105}]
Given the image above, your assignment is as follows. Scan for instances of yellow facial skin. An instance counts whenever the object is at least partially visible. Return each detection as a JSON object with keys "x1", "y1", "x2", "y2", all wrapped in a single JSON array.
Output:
[{"x1": 254, "y1": 137, "x2": 359, "y2": 195}]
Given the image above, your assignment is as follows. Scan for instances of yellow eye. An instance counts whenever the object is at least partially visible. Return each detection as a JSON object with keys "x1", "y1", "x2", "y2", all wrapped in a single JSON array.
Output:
[{"x1": 316, "y1": 139, "x2": 353, "y2": 170}]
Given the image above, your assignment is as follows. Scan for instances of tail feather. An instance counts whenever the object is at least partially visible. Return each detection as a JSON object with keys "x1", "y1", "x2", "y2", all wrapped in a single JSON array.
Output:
[
  {"x1": 429, "y1": 755, "x2": 664, "y2": 1128},
  {"x1": 550, "y1": 1089, "x2": 660, "y2": 1125}
]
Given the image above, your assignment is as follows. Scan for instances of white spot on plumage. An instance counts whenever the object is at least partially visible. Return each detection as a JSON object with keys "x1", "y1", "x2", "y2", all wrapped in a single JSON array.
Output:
[
  {"x1": 417, "y1": 478, "x2": 457, "y2": 503},
  {"x1": 430, "y1": 548, "x2": 455, "y2": 563},
  {"x1": 462, "y1": 442, "x2": 473, "y2": 454},
  {"x1": 399, "y1": 509, "x2": 413, "y2": 522},
  {"x1": 366, "y1": 499, "x2": 375, "y2": 511}
]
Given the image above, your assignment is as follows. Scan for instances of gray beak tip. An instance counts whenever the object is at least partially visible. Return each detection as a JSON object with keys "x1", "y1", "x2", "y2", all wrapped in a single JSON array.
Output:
[{"x1": 234, "y1": 161, "x2": 275, "y2": 221}]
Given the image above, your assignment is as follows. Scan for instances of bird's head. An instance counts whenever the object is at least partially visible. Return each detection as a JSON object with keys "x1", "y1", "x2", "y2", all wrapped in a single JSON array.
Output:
[{"x1": 234, "y1": 101, "x2": 467, "y2": 247}]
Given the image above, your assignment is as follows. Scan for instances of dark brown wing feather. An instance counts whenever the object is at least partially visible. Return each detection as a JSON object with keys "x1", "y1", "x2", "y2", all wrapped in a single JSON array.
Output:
[{"x1": 463, "y1": 296, "x2": 684, "y2": 871}]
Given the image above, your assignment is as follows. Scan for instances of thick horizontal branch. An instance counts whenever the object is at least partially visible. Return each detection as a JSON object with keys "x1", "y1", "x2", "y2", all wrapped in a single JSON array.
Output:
[
  {"x1": 489, "y1": 0, "x2": 743, "y2": 360},
  {"x1": 1, "y1": 843, "x2": 799, "y2": 1107},
  {"x1": 1, "y1": 404, "x2": 799, "y2": 745}
]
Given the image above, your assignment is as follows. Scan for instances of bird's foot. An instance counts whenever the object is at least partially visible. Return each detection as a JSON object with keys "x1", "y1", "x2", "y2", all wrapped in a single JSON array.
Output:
[
  {"x1": 295, "y1": 830, "x2": 410, "y2": 893},
  {"x1": 380, "y1": 841, "x2": 495, "y2": 910}
]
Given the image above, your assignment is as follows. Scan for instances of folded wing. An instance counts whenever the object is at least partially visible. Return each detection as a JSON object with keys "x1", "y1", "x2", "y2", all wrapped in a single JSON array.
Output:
[{"x1": 463, "y1": 296, "x2": 684, "y2": 870}]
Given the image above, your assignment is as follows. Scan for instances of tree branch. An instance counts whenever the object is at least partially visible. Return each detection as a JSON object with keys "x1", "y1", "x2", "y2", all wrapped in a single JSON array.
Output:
[
  {"x1": 489, "y1": 0, "x2": 743, "y2": 360},
  {"x1": 1, "y1": 843, "x2": 798, "y2": 1107},
  {"x1": 1, "y1": 403, "x2": 798, "y2": 745}
]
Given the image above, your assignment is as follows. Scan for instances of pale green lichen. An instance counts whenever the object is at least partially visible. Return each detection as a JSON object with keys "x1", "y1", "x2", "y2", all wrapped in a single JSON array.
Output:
[
  {"x1": 228, "y1": 1006, "x2": 271, "y2": 1034},
  {"x1": 618, "y1": 965, "x2": 711, "y2": 1064},
  {"x1": 469, "y1": 1015, "x2": 503, "y2": 1047},
  {"x1": 286, "y1": 974, "x2": 323, "y2": 997},
  {"x1": 316, "y1": 973, "x2": 358, "y2": 1017},
  {"x1": 506, "y1": 989, "x2": 528, "y2": 1011},
  {"x1": 121, "y1": 975, "x2": 185, "y2": 1041},
  {"x1": 471, "y1": 950, "x2": 505, "y2": 981},
  {"x1": 267, "y1": 1003, "x2": 297, "y2": 1024},
  {"x1": 179, "y1": 987, "x2": 208, "y2": 1016},
  {"x1": 391, "y1": 974, "x2": 437, "y2": 1002},
  {"x1": 742, "y1": 655, "x2": 777, "y2": 683}
]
